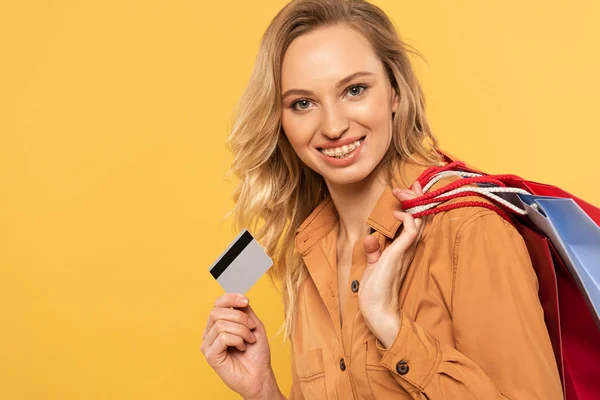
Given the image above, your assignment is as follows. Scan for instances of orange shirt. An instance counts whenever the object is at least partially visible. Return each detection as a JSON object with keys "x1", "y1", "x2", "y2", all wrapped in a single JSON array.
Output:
[{"x1": 288, "y1": 160, "x2": 563, "y2": 399}]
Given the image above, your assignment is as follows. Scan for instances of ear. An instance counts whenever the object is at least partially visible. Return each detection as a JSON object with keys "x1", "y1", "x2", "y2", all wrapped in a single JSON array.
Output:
[{"x1": 391, "y1": 88, "x2": 399, "y2": 114}]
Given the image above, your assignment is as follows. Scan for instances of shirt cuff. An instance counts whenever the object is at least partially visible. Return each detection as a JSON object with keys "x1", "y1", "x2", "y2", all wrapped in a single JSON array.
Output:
[{"x1": 375, "y1": 311, "x2": 442, "y2": 391}]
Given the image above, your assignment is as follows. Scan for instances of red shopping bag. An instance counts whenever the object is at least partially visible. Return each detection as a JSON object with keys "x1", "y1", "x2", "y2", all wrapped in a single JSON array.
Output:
[{"x1": 402, "y1": 150, "x2": 600, "y2": 400}]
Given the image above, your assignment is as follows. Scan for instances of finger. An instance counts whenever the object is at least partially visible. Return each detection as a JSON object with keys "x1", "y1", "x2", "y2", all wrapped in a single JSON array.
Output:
[
  {"x1": 203, "y1": 295, "x2": 250, "y2": 339},
  {"x1": 404, "y1": 181, "x2": 424, "y2": 237},
  {"x1": 204, "y1": 308, "x2": 257, "y2": 340},
  {"x1": 204, "y1": 319, "x2": 256, "y2": 347},
  {"x1": 414, "y1": 215, "x2": 424, "y2": 237},
  {"x1": 389, "y1": 211, "x2": 420, "y2": 253},
  {"x1": 396, "y1": 211, "x2": 425, "y2": 250},
  {"x1": 240, "y1": 303, "x2": 264, "y2": 333},
  {"x1": 205, "y1": 332, "x2": 247, "y2": 363},
  {"x1": 392, "y1": 188, "x2": 417, "y2": 203},
  {"x1": 405, "y1": 181, "x2": 425, "y2": 238},
  {"x1": 202, "y1": 330, "x2": 247, "y2": 365},
  {"x1": 214, "y1": 293, "x2": 249, "y2": 309},
  {"x1": 363, "y1": 235, "x2": 381, "y2": 265},
  {"x1": 412, "y1": 180, "x2": 424, "y2": 196},
  {"x1": 402, "y1": 212, "x2": 418, "y2": 235}
]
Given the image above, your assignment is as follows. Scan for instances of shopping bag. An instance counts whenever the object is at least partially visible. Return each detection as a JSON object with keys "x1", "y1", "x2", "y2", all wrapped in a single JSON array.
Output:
[
  {"x1": 516, "y1": 194, "x2": 600, "y2": 324},
  {"x1": 516, "y1": 195, "x2": 600, "y2": 400},
  {"x1": 401, "y1": 151, "x2": 600, "y2": 400}
]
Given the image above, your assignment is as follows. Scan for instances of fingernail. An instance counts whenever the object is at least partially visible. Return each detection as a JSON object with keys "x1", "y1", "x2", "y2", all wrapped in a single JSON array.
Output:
[
  {"x1": 250, "y1": 332, "x2": 257, "y2": 342},
  {"x1": 249, "y1": 318, "x2": 257, "y2": 329},
  {"x1": 239, "y1": 297, "x2": 249, "y2": 306},
  {"x1": 396, "y1": 190, "x2": 413, "y2": 200}
]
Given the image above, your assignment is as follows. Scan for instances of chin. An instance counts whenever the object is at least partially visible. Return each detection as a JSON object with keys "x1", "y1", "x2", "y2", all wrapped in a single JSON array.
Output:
[{"x1": 320, "y1": 163, "x2": 377, "y2": 186}]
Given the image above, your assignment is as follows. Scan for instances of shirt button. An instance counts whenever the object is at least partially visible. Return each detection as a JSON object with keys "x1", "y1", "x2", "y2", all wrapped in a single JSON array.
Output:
[
  {"x1": 351, "y1": 280, "x2": 359, "y2": 293},
  {"x1": 340, "y1": 358, "x2": 346, "y2": 371},
  {"x1": 396, "y1": 360, "x2": 409, "y2": 375}
]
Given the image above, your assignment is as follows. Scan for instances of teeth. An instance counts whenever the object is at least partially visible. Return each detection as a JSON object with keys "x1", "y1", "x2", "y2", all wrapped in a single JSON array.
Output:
[{"x1": 320, "y1": 139, "x2": 363, "y2": 157}]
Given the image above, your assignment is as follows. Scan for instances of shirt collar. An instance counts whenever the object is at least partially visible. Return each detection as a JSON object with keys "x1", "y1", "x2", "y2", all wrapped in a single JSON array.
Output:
[{"x1": 295, "y1": 159, "x2": 427, "y2": 255}]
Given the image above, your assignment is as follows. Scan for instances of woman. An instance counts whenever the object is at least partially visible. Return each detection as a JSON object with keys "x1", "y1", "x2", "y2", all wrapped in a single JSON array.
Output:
[{"x1": 201, "y1": 0, "x2": 563, "y2": 399}]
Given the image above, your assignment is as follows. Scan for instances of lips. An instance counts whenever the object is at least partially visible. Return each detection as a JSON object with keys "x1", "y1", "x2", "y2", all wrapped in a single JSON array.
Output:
[
  {"x1": 316, "y1": 136, "x2": 366, "y2": 150},
  {"x1": 319, "y1": 137, "x2": 364, "y2": 157},
  {"x1": 316, "y1": 135, "x2": 366, "y2": 168}
]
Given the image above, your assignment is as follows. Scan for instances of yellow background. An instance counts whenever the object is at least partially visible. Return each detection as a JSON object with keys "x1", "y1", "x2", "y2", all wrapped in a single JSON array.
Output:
[{"x1": 1, "y1": 1, "x2": 599, "y2": 399}]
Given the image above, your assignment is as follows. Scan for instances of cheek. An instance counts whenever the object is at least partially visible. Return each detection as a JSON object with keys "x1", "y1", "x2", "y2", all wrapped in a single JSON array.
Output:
[
  {"x1": 349, "y1": 93, "x2": 393, "y2": 134},
  {"x1": 281, "y1": 111, "x2": 318, "y2": 148}
]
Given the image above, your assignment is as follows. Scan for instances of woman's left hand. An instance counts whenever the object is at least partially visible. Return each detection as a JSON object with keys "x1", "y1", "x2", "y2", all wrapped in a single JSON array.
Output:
[{"x1": 358, "y1": 181, "x2": 424, "y2": 348}]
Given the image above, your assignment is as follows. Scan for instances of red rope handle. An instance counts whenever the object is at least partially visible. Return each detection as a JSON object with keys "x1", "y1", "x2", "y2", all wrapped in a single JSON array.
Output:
[
  {"x1": 401, "y1": 162, "x2": 526, "y2": 226},
  {"x1": 410, "y1": 201, "x2": 513, "y2": 223},
  {"x1": 403, "y1": 175, "x2": 510, "y2": 208},
  {"x1": 404, "y1": 189, "x2": 498, "y2": 208},
  {"x1": 418, "y1": 161, "x2": 465, "y2": 183}
]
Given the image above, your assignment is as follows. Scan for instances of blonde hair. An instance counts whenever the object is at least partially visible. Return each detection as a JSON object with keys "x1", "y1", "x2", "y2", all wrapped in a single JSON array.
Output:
[{"x1": 225, "y1": 0, "x2": 442, "y2": 340}]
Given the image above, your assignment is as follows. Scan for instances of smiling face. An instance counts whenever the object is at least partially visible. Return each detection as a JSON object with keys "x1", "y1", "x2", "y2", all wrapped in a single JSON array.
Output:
[{"x1": 280, "y1": 24, "x2": 399, "y2": 186}]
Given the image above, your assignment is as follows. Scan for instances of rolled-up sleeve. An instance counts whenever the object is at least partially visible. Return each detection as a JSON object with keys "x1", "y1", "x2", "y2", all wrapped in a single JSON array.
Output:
[{"x1": 375, "y1": 211, "x2": 564, "y2": 399}]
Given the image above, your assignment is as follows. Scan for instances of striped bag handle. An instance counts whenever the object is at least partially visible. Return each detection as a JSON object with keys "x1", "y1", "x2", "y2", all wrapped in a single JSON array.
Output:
[{"x1": 401, "y1": 161, "x2": 532, "y2": 223}]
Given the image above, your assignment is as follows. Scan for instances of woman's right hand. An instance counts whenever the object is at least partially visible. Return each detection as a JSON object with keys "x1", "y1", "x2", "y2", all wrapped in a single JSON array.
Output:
[{"x1": 201, "y1": 294, "x2": 282, "y2": 400}]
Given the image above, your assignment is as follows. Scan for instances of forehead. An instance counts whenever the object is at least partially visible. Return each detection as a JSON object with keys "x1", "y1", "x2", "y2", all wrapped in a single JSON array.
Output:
[{"x1": 281, "y1": 24, "x2": 384, "y2": 90}]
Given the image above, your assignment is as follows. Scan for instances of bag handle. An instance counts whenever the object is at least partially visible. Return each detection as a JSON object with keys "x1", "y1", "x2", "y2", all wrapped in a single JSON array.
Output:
[{"x1": 402, "y1": 151, "x2": 531, "y2": 223}]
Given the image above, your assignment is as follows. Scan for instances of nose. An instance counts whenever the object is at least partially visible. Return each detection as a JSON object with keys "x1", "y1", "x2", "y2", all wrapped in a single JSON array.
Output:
[{"x1": 320, "y1": 103, "x2": 349, "y2": 139}]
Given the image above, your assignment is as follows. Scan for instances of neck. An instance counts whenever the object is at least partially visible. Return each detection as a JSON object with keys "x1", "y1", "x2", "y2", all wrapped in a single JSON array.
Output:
[{"x1": 325, "y1": 167, "x2": 389, "y2": 247}]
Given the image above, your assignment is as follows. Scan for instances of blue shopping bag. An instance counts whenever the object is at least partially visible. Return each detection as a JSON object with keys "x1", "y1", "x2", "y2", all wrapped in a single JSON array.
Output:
[{"x1": 517, "y1": 194, "x2": 600, "y2": 327}]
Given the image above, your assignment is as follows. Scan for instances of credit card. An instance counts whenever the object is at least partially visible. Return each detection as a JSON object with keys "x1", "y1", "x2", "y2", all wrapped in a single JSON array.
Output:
[{"x1": 208, "y1": 229, "x2": 273, "y2": 294}]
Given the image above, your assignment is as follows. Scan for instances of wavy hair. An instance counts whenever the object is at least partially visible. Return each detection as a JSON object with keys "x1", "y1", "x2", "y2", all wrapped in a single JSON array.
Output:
[{"x1": 225, "y1": 0, "x2": 442, "y2": 340}]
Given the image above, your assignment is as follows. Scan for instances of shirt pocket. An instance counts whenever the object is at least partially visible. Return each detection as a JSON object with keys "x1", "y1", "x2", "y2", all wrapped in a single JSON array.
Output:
[
  {"x1": 364, "y1": 340, "x2": 411, "y2": 398},
  {"x1": 365, "y1": 339, "x2": 389, "y2": 372},
  {"x1": 294, "y1": 348, "x2": 327, "y2": 399}
]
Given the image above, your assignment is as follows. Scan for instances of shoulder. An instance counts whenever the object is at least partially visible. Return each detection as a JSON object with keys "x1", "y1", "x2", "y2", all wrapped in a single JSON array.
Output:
[
  {"x1": 430, "y1": 196, "x2": 537, "y2": 291},
  {"x1": 400, "y1": 157, "x2": 526, "y2": 258},
  {"x1": 419, "y1": 172, "x2": 514, "y2": 236},
  {"x1": 421, "y1": 192, "x2": 529, "y2": 266},
  {"x1": 417, "y1": 194, "x2": 540, "y2": 312},
  {"x1": 423, "y1": 193, "x2": 520, "y2": 241}
]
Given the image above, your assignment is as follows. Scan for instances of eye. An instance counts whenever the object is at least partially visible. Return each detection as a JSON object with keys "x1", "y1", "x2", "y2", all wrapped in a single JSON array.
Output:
[
  {"x1": 346, "y1": 84, "x2": 367, "y2": 97},
  {"x1": 291, "y1": 99, "x2": 312, "y2": 111}
]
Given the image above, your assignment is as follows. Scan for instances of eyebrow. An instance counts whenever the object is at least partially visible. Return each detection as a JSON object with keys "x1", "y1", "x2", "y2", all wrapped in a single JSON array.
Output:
[{"x1": 281, "y1": 71, "x2": 376, "y2": 101}]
